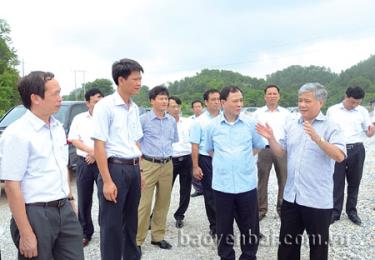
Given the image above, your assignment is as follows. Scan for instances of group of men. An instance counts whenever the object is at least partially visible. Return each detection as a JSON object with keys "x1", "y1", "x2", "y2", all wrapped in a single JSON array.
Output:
[{"x1": 0, "y1": 57, "x2": 374, "y2": 260}]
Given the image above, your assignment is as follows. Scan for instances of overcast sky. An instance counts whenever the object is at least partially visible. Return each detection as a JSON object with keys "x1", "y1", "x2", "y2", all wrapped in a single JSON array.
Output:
[{"x1": 2, "y1": 0, "x2": 375, "y2": 95}]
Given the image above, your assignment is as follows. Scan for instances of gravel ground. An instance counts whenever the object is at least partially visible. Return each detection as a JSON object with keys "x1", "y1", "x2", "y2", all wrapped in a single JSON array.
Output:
[{"x1": 1, "y1": 138, "x2": 375, "y2": 259}]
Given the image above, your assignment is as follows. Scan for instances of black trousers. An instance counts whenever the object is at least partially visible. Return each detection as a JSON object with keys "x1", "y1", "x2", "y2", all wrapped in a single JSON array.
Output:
[
  {"x1": 333, "y1": 143, "x2": 365, "y2": 217},
  {"x1": 172, "y1": 154, "x2": 192, "y2": 220},
  {"x1": 214, "y1": 189, "x2": 259, "y2": 260},
  {"x1": 76, "y1": 157, "x2": 99, "y2": 240},
  {"x1": 98, "y1": 162, "x2": 141, "y2": 260},
  {"x1": 10, "y1": 200, "x2": 84, "y2": 260},
  {"x1": 199, "y1": 154, "x2": 216, "y2": 233},
  {"x1": 278, "y1": 200, "x2": 332, "y2": 260}
]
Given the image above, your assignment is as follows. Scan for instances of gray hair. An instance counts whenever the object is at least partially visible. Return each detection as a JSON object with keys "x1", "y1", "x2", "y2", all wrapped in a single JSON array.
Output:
[{"x1": 298, "y1": 82, "x2": 328, "y2": 102}]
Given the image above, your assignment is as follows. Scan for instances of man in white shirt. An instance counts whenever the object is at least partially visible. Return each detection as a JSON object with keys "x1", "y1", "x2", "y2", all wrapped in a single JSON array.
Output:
[
  {"x1": 189, "y1": 99, "x2": 204, "y2": 198},
  {"x1": 327, "y1": 86, "x2": 375, "y2": 225},
  {"x1": 253, "y1": 85, "x2": 290, "y2": 220},
  {"x1": 92, "y1": 59, "x2": 144, "y2": 259},
  {"x1": 168, "y1": 96, "x2": 193, "y2": 228},
  {"x1": 0, "y1": 71, "x2": 84, "y2": 259},
  {"x1": 68, "y1": 88, "x2": 103, "y2": 247}
]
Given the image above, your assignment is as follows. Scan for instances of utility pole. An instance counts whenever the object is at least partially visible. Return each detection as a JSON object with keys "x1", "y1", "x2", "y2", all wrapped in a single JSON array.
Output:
[{"x1": 73, "y1": 70, "x2": 86, "y2": 100}]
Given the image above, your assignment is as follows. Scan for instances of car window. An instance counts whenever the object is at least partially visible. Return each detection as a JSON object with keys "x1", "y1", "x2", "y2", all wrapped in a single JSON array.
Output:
[
  {"x1": 53, "y1": 105, "x2": 70, "y2": 124},
  {"x1": 70, "y1": 104, "x2": 87, "y2": 120},
  {"x1": 0, "y1": 106, "x2": 27, "y2": 128}
]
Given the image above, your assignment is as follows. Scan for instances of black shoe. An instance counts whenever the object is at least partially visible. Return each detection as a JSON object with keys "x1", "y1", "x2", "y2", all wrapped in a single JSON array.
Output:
[
  {"x1": 138, "y1": 246, "x2": 142, "y2": 257},
  {"x1": 151, "y1": 239, "x2": 172, "y2": 249},
  {"x1": 176, "y1": 219, "x2": 184, "y2": 228},
  {"x1": 330, "y1": 214, "x2": 340, "y2": 224},
  {"x1": 191, "y1": 191, "x2": 203, "y2": 197},
  {"x1": 348, "y1": 213, "x2": 362, "y2": 226}
]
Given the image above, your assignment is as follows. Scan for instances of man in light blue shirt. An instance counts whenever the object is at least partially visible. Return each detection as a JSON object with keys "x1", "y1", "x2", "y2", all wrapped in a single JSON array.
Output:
[
  {"x1": 206, "y1": 86, "x2": 265, "y2": 260},
  {"x1": 257, "y1": 82, "x2": 346, "y2": 260},
  {"x1": 190, "y1": 89, "x2": 221, "y2": 237}
]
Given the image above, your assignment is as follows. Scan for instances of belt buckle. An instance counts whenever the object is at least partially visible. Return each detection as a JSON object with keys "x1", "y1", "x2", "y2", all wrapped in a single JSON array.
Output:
[
  {"x1": 178, "y1": 157, "x2": 184, "y2": 162},
  {"x1": 57, "y1": 199, "x2": 65, "y2": 208},
  {"x1": 346, "y1": 144, "x2": 354, "y2": 150}
]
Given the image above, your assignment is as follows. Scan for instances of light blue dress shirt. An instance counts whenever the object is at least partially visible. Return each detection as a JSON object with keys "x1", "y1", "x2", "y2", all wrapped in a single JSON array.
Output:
[
  {"x1": 280, "y1": 112, "x2": 346, "y2": 209},
  {"x1": 140, "y1": 110, "x2": 178, "y2": 158},
  {"x1": 190, "y1": 111, "x2": 220, "y2": 155},
  {"x1": 206, "y1": 114, "x2": 265, "y2": 194}
]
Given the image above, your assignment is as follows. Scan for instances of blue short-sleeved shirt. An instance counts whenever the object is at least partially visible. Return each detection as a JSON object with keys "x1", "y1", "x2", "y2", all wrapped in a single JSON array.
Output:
[
  {"x1": 190, "y1": 111, "x2": 220, "y2": 155},
  {"x1": 206, "y1": 114, "x2": 265, "y2": 194}
]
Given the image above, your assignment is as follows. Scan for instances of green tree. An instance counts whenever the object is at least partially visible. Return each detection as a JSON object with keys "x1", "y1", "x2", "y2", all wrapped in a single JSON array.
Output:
[
  {"x1": 0, "y1": 19, "x2": 19, "y2": 114},
  {"x1": 63, "y1": 78, "x2": 114, "y2": 100},
  {"x1": 132, "y1": 85, "x2": 150, "y2": 107}
]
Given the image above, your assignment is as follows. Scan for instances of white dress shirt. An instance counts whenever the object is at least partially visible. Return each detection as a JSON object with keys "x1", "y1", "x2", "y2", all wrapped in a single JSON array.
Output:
[
  {"x1": 253, "y1": 105, "x2": 291, "y2": 144},
  {"x1": 0, "y1": 110, "x2": 69, "y2": 203},
  {"x1": 92, "y1": 91, "x2": 143, "y2": 159},
  {"x1": 172, "y1": 117, "x2": 192, "y2": 157},
  {"x1": 68, "y1": 111, "x2": 94, "y2": 157},
  {"x1": 326, "y1": 102, "x2": 372, "y2": 144}
]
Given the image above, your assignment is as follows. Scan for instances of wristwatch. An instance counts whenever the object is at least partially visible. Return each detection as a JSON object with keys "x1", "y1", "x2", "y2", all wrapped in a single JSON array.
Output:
[{"x1": 319, "y1": 137, "x2": 326, "y2": 144}]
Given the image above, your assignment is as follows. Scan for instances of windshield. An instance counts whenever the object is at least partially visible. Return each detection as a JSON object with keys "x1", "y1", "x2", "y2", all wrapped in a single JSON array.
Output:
[
  {"x1": 0, "y1": 104, "x2": 71, "y2": 129},
  {"x1": 0, "y1": 106, "x2": 27, "y2": 128}
]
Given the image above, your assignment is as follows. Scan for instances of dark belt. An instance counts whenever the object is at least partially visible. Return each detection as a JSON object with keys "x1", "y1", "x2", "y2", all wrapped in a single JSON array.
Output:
[
  {"x1": 26, "y1": 198, "x2": 67, "y2": 208},
  {"x1": 172, "y1": 154, "x2": 191, "y2": 162},
  {"x1": 108, "y1": 157, "x2": 139, "y2": 165},
  {"x1": 143, "y1": 155, "x2": 172, "y2": 164},
  {"x1": 346, "y1": 143, "x2": 362, "y2": 150}
]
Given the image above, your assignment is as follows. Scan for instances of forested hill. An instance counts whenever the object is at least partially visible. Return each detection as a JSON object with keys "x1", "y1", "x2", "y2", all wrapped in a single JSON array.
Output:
[{"x1": 165, "y1": 55, "x2": 375, "y2": 109}]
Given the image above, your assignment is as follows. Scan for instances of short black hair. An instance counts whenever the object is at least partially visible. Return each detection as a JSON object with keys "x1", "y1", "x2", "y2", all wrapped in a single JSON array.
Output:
[
  {"x1": 85, "y1": 88, "x2": 103, "y2": 101},
  {"x1": 264, "y1": 84, "x2": 280, "y2": 94},
  {"x1": 346, "y1": 86, "x2": 365, "y2": 99},
  {"x1": 169, "y1": 96, "x2": 181, "y2": 105},
  {"x1": 18, "y1": 71, "x2": 54, "y2": 109},
  {"x1": 149, "y1": 86, "x2": 169, "y2": 100},
  {"x1": 203, "y1": 89, "x2": 220, "y2": 101},
  {"x1": 220, "y1": 86, "x2": 243, "y2": 101},
  {"x1": 112, "y1": 58, "x2": 144, "y2": 86},
  {"x1": 191, "y1": 99, "x2": 203, "y2": 108}
]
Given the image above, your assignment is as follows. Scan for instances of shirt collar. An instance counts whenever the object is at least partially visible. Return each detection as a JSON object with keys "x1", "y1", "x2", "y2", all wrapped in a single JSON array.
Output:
[
  {"x1": 298, "y1": 111, "x2": 326, "y2": 124},
  {"x1": 339, "y1": 101, "x2": 359, "y2": 112},
  {"x1": 150, "y1": 109, "x2": 168, "y2": 120},
  {"x1": 25, "y1": 110, "x2": 60, "y2": 131},
  {"x1": 113, "y1": 90, "x2": 133, "y2": 108},
  {"x1": 219, "y1": 113, "x2": 243, "y2": 125},
  {"x1": 264, "y1": 105, "x2": 281, "y2": 112}
]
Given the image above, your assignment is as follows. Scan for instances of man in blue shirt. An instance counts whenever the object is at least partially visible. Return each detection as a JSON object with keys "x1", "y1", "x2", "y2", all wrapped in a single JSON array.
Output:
[
  {"x1": 257, "y1": 83, "x2": 346, "y2": 260},
  {"x1": 206, "y1": 86, "x2": 265, "y2": 260},
  {"x1": 190, "y1": 89, "x2": 221, "y2": 237},
  {"x1": 137, "y1": 86, "x2": 178, "y2": 250}
]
